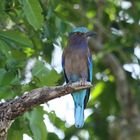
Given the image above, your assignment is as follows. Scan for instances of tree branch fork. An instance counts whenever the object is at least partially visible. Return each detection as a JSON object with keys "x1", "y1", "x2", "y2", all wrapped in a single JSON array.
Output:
[{"x1": 0, "y1": 81, "x2": 92, "y2": 140}]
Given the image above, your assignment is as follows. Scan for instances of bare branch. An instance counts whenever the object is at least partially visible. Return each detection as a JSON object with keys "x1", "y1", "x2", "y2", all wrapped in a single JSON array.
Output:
[{"x1": 0, "y1": 81, "x2": 92, "y2": 140}]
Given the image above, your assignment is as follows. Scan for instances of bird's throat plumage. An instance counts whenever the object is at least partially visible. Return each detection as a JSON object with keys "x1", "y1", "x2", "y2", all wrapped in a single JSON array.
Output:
[{"x1": 69, "y1": 35, "x2": 88, "y2": 48}]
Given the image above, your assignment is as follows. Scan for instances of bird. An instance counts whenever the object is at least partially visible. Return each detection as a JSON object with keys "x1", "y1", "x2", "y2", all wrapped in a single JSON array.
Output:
[{"x1": 62, "y1": 27, "x2": 96, "y2": 128}]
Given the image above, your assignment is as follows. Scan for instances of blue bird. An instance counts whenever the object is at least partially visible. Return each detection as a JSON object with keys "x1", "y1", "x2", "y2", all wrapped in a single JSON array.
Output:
[{"x1": 62, "y1": 27, "x2": 95, "y2": 128}]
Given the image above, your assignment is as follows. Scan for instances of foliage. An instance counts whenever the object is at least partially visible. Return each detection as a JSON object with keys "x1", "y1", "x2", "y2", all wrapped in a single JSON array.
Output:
[{"x1": 0, "y1": 0, "x2": 140, "y2": 140}]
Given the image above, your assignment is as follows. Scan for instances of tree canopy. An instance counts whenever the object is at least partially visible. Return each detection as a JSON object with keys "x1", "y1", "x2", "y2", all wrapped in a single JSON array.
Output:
[{"x1": 0, "y1": 0, "x2": 140, "y2": 140}]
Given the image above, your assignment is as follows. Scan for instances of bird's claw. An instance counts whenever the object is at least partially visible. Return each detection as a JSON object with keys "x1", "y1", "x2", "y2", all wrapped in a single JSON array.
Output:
[
  {"x1": 67, "y1": 81, "x2": 72, "y2": 85},
  {"x1": 80, "y1": 79, "x2": 87, "y2": 86}
]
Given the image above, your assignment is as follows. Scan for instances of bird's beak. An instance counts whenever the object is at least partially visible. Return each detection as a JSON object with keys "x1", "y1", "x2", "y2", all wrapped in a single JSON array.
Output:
[{"x1": 86, "y1": 31, "x2": 97, "y2": 37}]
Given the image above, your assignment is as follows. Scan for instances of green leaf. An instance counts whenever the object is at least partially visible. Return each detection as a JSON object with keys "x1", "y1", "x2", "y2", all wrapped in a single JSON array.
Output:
[
  {"x1": 1, "y1": 71, "x2": 15, "y2": 86},
  {"x1": 25, "y1": 106, "x2": 47, "y2": 140},
  {"x1": 0, "y1": 31, "x2": 33, "y2": 47},
  {"x1": 47, "y1": 111, "x2": 65, "y2": 130},
  {"x1": 7, "y1": 129, "x2": 23, "y2": 140},
  {"x1": 0, "y1": 68, "x2": 6, "y2": 85},
  {"x1": 91, "y1": 82, "x2": 105, "y2": 101},
  {"x1": 32, "y1": 60, "x2": 49, "y2": 77},
  {"x1": 21, "y1": 0, "x2": 44, "y2": 30},
  {"x1": 47, "y1": 132, "x2": 59, "y2": 140},
  {"x1": 32, "y1": 60, "x2": 60, "y2": 86},
  {"x1": 7, "y1": 116, "x2": 32, "y2": 140},
  {"x1": 0, "y1": 39, "x2": 11, "y2": 58}
]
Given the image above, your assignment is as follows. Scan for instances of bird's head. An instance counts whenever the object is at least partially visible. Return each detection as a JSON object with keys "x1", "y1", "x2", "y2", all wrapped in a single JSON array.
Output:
[
  {"x1": 69, "y1": 27, "x2": 96, "y2": 38},
  {"x1": 68, "y1": 27, "x2": 96, "y2": 46}
]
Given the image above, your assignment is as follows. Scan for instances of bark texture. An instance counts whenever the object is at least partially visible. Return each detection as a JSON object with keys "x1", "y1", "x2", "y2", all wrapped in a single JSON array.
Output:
[{"x1": 0, "y1": 81, "x2": 92, "y2": 140}]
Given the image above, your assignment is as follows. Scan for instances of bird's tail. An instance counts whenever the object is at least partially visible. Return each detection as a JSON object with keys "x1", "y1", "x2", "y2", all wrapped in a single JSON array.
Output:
[
  {"x1": 72, "y1": 90, "x2": 86, "y2": 128},
  {"x1": 74, "y1": 103, "x2": 84, "y2": 128}
]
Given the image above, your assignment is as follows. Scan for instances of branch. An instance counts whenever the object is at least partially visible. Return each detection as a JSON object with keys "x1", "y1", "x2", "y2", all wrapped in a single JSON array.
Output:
[{"x1": 0, "y1": 81, "x2": 92, "y2": 140}]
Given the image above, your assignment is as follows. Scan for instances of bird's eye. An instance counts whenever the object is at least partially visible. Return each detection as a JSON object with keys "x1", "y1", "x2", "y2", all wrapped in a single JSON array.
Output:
[{"x1": 76, "y1": 32, "x2": 83, "y2": 35}]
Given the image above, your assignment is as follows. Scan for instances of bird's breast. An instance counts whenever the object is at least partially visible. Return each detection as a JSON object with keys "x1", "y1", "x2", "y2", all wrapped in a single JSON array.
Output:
[{"x1": 64, "y1": 48, "x2": 88, "y2": 81}]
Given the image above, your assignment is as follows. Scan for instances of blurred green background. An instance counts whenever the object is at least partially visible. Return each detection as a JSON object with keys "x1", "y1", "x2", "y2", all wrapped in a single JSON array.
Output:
[{"x1": 0, "y1": 0, "x2": 140, "y2": 140}]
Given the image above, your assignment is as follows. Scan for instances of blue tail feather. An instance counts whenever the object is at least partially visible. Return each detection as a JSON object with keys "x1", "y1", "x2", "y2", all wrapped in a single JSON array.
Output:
[
  {"x1": 75, "y1": 103, "x2": 84, "y2": 128},
  {"x1": 72, "y1": 90, "x2": 86, "y2": 128}
]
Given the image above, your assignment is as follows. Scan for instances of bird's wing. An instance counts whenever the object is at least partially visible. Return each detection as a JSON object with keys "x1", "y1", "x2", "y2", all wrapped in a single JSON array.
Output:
[
  {"x1": 84, "y1": 49, "x2": 93, "y2": 108},
  {"x1": 88, "y1": 51, "x2": 93, "y2": 82},
  {"x1": 62, "y1": 51, "x2": 69, "y2": 83}
]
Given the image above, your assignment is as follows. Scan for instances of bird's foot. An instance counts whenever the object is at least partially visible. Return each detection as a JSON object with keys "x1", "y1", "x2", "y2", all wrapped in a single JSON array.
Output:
[
  {"x1": 79, "y1": 79, "x2": 87, "y2": 86},
  {"x1": 67, "y1": 81, "x2": 73, "y2": 85}
]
